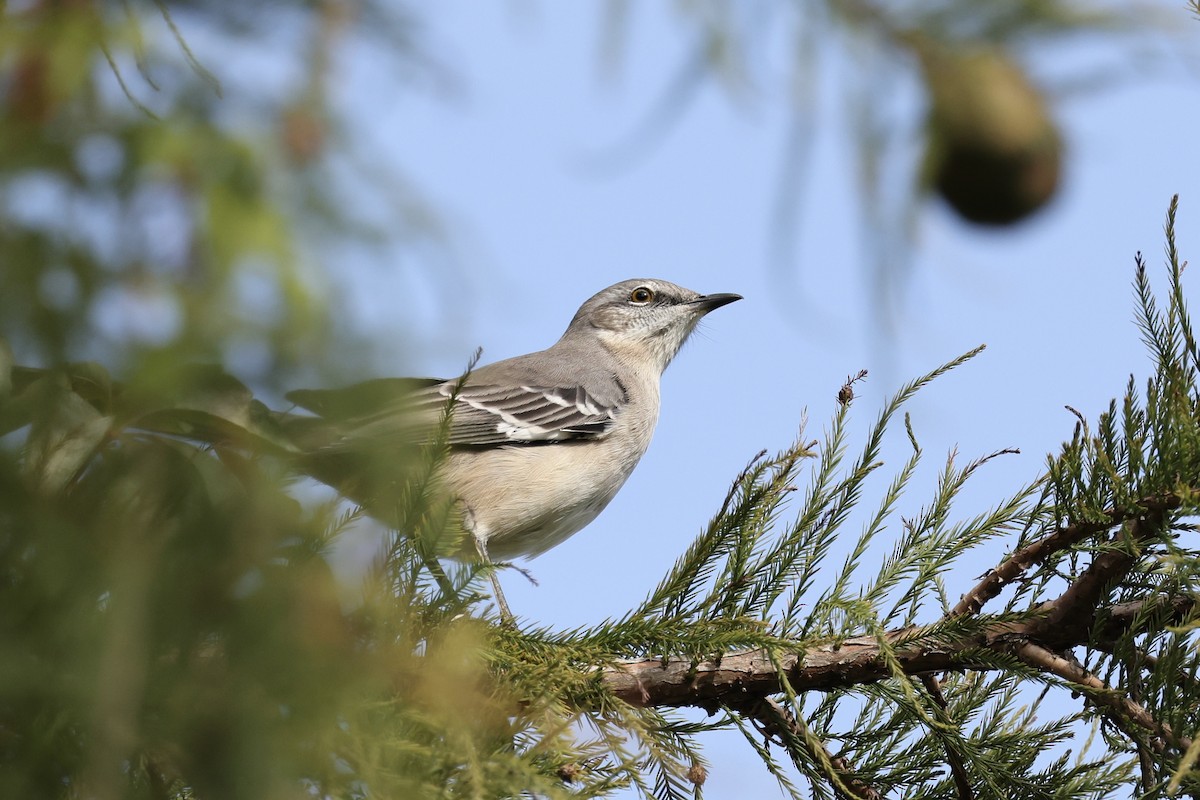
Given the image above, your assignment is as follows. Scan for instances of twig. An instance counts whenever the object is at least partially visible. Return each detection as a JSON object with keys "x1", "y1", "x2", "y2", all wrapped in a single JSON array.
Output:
[
  {"x1": 1012, "y1": 642, "x2": 1191, "y2": 754},
  {"x1": 1123, "y1": 645, "x2": 1159, "y2": 794},
  {"x1": 742, "y1": 697, "x2": 884, "y2": 800},
  {"x1": 952, "y1": 493, "x2": 1181, "y2": 617},
  {"x1": 920, "y1": 674, "x2": 975, "y2": 800}
]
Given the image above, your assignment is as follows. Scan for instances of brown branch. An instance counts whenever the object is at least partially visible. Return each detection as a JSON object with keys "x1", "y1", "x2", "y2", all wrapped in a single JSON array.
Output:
[
  {"x1": 952, "y1": 518, "x2": 1109, "y2": 617},
  {"x1": 952, "y1": 493, "x2": 1181, "y2": 618},
  {"x1": 606, "y1": 629, "x2": 990, "y2": 708},
  {"x1": 920, "y1": 674, "x2": 974, "y2": 800},
  {"x1": 600, "y1": 595, "x2": 1190, "y2": 710},
  {"x1": 1033, "y1": 516, "x2": 1162, "y2": 638},
  {"x1": 1013, "y1": 641, "x2": 1191, "y2": 754},
  {"x1": 742, "y1": 697, "x2": 884, "y2": 800}
]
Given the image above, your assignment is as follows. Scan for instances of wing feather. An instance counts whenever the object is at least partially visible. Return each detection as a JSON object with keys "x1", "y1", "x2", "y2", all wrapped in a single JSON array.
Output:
[
  {"x1": 445, "y1": 382, "x2": 623, "y2": 445},
  {"x1": 287, "y1": 378, "x2": 626, "y2": 451}
]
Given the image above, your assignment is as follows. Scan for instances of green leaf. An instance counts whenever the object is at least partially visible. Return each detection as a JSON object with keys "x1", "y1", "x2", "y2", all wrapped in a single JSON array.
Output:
[
  {"x1": 21, "y1": 376, "x2": 112, "y2": 493},
  {"x1": 123, "y1": 364, "x2": 295, "y2": 453}
]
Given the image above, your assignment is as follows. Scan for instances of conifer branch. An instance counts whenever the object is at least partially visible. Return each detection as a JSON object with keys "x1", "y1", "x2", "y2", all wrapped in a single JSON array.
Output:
[
  {"x1": 951, "y1": 492, "x2": 1182, "y2": 618},
  {"x1": 1033, "y1": 507, "x2": 1172, "y2": 638},
  {"x1": 741, "y1": 697, "x2": 885, "y2": 800},
  {"x1": 600, "y1": 595, "x2": 1192, "y2": 709},
  {"x1": 1012, "y1": 642, "x2": 1191, "y2": 754},
  {"x1": 918, "y1": 674, "x2": 974, "y2": 800}
]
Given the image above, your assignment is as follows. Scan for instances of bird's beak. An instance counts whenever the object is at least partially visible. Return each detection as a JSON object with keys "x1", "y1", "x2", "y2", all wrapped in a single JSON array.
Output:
[{"x1": 691, "y1": 293, "x2": 743, "y2": 312}]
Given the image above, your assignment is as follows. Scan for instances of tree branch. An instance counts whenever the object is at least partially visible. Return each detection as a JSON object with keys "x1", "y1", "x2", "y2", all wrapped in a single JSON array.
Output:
[
  {"x1": 1013, "y1": 641, "x2": 1191, "y2": 753},
  {"x1": 601, "y1": 595, "x2": 1192, "y2": 710},
  {"x1": 919, "y1": 674, "x2": 974, "y2": 800},
  {"x1": 1032, "y1": 511, "x2": 1169, "y2": 639},
  {"x1": 952, "y1": 493, "x2": 1181, "y2": 618},
  {"x1": 739, "y1": 697, "x2": 885, "y2": 800}
]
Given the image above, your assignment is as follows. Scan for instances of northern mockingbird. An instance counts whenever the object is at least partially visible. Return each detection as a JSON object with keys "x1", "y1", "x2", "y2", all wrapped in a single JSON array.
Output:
[{"x1": 286, "y1": 278, "x2": 741, "y2": 618}]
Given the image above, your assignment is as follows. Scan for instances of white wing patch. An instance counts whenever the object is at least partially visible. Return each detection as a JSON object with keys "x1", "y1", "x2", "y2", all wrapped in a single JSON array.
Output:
[
  {"x1": 438, "y1": 382, "x2": 620, "y2": 445},
  {"x1": 532, "y1": 385, "x2": 601, "y2": 416},
  {"x1": 496, "y1": 420, "x2": 566, "y2": 442}
]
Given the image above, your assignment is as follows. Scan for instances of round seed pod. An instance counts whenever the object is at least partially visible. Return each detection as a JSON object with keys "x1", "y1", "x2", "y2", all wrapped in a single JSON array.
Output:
[{"x1": 919, "y1": 45, "x2": 1062, "y2": 226}]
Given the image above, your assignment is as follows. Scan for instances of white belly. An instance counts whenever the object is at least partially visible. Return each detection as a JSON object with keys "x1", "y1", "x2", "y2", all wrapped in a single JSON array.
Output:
[{"x1": 442, "y1": 435, "x2": 645, "y2": 560}]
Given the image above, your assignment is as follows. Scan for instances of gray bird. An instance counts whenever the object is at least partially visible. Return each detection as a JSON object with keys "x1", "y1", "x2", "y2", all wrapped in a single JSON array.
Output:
[{"x1": 286, "y1": 278, "x2": 741, "y2": 619}]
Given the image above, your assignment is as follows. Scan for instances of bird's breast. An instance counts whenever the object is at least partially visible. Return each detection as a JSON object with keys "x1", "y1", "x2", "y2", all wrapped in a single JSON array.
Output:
[{"x1": 443, "y1": 398, "x2": 658, "y2": 560}]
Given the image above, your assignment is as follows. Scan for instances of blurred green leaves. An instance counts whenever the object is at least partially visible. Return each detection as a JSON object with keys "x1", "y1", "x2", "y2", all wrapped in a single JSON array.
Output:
[
  {"x1": 0, "y1": 347, "x2": 556, "y2": 799},
  {"x1": 1, "y1": 353, "x2": 339, "y2": 798},
  {"x1": 0, "y1": 2, "x2": 352, "y2": 378},
  {"x1": 0, "y1": 4, "x2": 502, "y2": 797},
  {"x1": 20, "y1": 374, "x2": 113, "y2": 494}
]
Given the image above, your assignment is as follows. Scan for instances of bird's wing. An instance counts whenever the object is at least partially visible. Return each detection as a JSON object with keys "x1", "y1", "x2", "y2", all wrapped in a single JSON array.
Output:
[
  {"x1": 285, "y1": 377, "x2": 626, "y2": 450},
  {"x1": 438, "y1": 381, "x2": 624, "y2": 446}
]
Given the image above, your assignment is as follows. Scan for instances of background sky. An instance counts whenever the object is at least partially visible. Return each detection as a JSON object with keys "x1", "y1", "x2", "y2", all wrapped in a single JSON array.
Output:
[{"x1": 275, "y1": 3, "x2": 1198, "y2": 796}]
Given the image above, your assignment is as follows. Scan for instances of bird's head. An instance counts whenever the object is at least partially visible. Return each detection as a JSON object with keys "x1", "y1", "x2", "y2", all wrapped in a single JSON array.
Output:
[{"x1": 562, "y1": 278, "x2": 741, "y2": 374}]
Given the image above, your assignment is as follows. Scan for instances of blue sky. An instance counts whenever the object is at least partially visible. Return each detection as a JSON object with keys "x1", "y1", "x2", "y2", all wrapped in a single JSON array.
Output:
[{"x1": 302, "y1": 3, "x2": 1200, "y2": 795}]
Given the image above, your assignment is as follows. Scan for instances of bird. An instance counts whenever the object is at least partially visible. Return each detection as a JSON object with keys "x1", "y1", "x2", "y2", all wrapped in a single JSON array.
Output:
[{"x1": 284, "y1": 278, "x2": 741, "y2": 619}]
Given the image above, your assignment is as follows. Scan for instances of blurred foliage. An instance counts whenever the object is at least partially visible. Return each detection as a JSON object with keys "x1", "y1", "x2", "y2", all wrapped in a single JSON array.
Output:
[
  {"x1": 600, "y1": 0, "x2": 1184, "y2": 307},
  {"x1": 0, "y1": 0, "x2": 1181, "y2": 367},
  {"x1": 0, "y1": 0, "x2": 451, "y2": 384},
  {"x1": 0, "y1": 2, "x2": 523, "y2": 797},
  {"x1": 3, "y1": 1, "x2": 298, "y2": 373},
  {"x1": 0, "y1": 355, "x2": 604, "y2": 799}
]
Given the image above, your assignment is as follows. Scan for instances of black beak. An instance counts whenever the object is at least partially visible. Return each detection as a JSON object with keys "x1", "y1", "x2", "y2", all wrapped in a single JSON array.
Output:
[{"x1": 691, "y1": 293, "x2": 743, "y2": 312}]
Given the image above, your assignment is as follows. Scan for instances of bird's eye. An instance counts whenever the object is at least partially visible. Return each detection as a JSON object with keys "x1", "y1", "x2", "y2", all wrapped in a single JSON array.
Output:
[{"x1": 629, "y1": 286, "x2": 655, "y2": 304}]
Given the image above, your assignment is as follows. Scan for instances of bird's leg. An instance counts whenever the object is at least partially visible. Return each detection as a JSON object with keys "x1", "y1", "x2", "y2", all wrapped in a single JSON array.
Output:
[{"x1": 473, "y1": 530, "x2": 514, "y2": 624}]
